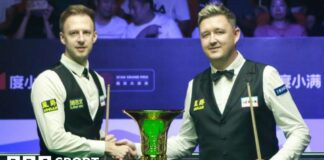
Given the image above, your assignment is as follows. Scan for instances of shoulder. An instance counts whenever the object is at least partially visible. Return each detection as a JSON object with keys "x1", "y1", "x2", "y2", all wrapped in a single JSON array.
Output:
[
  {"x1": 254, "y1": 25, "x2": 271, "y2": 37},
  {"x1": 155, "y1": 14, "x2": 174, "y2": 23},
  {"x1": 193, "y1": 68, "x2": 210, "y2": 81},
  {"x1": 264, "y1": 65, "x2": 279, "y2": 75},
  {"x1": 245, "y1": 59, "x2": 267, "y2": 69},
  {"x1": 31, "y1": 69, "x2": 64, "y2": 95},
  {"x1": 112, "y1": 16, "x2": 128, "y2": 26},
  {"x1": 288, "y1": 24, "x2": 304, "y2": 30},
  {"x1": 34, "y1": 69, "x2": 61, "y2": 84},
  {"x1": 92, "y1": 70, "x2": 105, "y2": 85},
  {"x1": 288, "y1": 24, "x2": 305, "y2": 34}
]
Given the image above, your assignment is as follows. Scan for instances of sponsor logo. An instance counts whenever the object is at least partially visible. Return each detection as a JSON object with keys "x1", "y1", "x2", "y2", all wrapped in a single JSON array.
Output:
[{"x1": 193, "y1": 98, "x2": 205, "y2": 111}]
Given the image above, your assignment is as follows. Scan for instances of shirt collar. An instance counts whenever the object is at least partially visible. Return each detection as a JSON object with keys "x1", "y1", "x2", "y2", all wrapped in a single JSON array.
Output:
[
  {"x1": 60, "y1": 54, "x2": 89, "y2": 77},
  {"x1": 210, "y1": 51, "x2": 246, "y2": 75}
]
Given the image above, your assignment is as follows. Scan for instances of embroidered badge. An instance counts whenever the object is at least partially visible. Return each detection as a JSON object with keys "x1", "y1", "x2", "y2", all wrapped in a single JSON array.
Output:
[
  {"x1": 241, "y1": 96, "x2": 258, "y2": 108},
  {"x1": 69, "y1": 98, "x2": 84, "y2": 110},
  {"x1": 274, "y1": 84, "x2": 288, "y2": 96},
  {"x1": 193, "y1": 98, "x2": 205, "y2": 111},
  {"x1": 41, "y1": 99, "x2": 58, "y2": 113}
]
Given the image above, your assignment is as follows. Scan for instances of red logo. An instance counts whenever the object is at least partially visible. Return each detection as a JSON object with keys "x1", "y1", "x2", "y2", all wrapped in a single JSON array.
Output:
[{"x1": 0, "y1": 72, "x2": 6, "y2": 90}]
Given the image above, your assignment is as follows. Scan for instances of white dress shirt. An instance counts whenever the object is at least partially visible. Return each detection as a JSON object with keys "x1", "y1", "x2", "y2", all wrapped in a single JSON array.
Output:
[
  {"x1": 31, "y1": 54, "x2": 106, "y2": 157},
  {"x1": 164, "y1": 52, "x2": 310, "y2": 159}
]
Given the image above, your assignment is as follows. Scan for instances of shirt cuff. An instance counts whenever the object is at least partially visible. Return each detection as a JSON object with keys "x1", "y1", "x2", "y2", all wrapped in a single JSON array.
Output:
[
  {"x1": 135, "y1": 143, "x2": 142, "y2": 158},
  {"x1": 88, "y1": 139, "x2": 105, "y2": 156}
]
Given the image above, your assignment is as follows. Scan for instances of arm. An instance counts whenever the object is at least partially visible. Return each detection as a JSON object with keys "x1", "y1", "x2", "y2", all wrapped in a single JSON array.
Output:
[
  {"x1": 263, "y1": 66, "x2": 311, "y2": 160},
  {"x1": 166, "y1": 19, "x2": 183, "y2": 38},
  {"x1": 136, "y1": 24, "x2": 160, "y2": 38},
  {"x1": 174, "y1": 0, "x2": 191, "y2": 37},
  {"x1": 12, "y1": 11, "x2": 31, "y2": 39},
  {"x1": 41, "y1": 5, "x2": 55, "y2": 39},
  {"x1": 31, "y1": 70, "x2": 106, "y2": 157},
  {"x1": 167, "y1": 80, "x2": 197, "y2": 159}
]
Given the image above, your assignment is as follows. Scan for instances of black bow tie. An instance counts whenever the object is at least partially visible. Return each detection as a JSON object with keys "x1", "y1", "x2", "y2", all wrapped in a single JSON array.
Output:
[
  {"x1": 211, "y1": 69, "x2": 234, "y2": 83},
  {"x1": 82, "y1": 68, "x2": 89, "y2": 80}
]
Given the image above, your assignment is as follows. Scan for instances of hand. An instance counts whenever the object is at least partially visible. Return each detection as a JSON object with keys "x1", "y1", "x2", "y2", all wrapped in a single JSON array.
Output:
[
  {"x1": 105, "y1": 134, "x2": 117, "y2": 143},
  {"x1": 41, "y1": 4, "x2": 53, "y2": 20},
  {"x1": 105, "y1": 141, "x2": 131, "y2": 160},
  {"x1": 136, "y1": 25, "x2": 161, "y2": 38},
  {"x1": 116, "y1": 139, "x2": 138, "y2": 158}
]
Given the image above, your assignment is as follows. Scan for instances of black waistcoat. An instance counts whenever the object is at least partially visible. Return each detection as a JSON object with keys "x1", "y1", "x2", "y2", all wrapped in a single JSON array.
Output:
[
  {"x1": 38, "y1": 63, "x2": 105, "y2": 157},
  {"x1": 190, "y1": 60, "x2": 278, "y2": 160}
]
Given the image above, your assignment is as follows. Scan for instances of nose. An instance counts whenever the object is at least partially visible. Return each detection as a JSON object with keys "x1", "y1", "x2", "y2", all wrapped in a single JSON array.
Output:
[
  {"x1": 77, "y1": 33, "x2": 85, "y2": 44},
  {"x1": 209, "y1": 33, "x2": 217, "y2": 45}
]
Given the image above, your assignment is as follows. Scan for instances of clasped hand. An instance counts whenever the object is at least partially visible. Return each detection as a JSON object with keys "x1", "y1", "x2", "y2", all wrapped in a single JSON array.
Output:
[{"x1": 104, "y1": 135, "x2": 137, "y2": 160}]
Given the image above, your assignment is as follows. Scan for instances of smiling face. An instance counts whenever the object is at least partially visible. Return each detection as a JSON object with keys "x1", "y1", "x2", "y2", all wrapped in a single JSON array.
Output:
[
  {"x1": 199, "y1": 15, "x2": 240, "y2": 69},
  {"x1": 60, "y1": 14, "x2": 97, "y2": 66}
]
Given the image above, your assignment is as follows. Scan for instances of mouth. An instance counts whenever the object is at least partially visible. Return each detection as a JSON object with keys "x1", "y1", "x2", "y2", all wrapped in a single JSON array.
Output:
[
  {"x1": 209, "y1": 46, "x2": 221, "y2": 52},
  {"x1": 76, "y1": 46, "x2": 86, "y2": 52}
]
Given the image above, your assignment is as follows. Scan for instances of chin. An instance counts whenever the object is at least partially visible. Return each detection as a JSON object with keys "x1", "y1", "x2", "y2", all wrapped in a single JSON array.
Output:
[{"x1": 208, "y1": 53, "x2": 222, "y2": 59}]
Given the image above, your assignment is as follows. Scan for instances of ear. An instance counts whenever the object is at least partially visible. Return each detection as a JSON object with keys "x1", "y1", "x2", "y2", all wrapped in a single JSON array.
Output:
[
  {"x1": 234, "y1": 27, "x2": 241, "y2": 44},
  {"x1": 92, "y1": 31, "x2": 98, "y2": 43},
  {"x1": 59, "y1": 32, "x2": 66, "y2": 45}
]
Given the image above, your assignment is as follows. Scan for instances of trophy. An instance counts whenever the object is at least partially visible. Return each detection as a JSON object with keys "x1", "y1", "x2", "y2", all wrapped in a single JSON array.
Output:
[{"x1": 123, "y1": 109, "x2": 182, "y2": 160}]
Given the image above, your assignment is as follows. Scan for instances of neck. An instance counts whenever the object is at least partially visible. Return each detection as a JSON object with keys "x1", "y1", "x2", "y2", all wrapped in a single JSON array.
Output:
[
  {"x1": 64, "y1": 53, "x2": 87, "y2": 66},
  {"x1": 211, "y1": 50, "x2": 238, "y2": 70},
  {"x1": 134, "y1": 12, "x2": 155, "y2": 25},
  {"x1": 95, "y1": 14, "x2": 112, "y2": 25},
  {"x1": 272, "y1": 20, "x2": 287, "y2": 28}
]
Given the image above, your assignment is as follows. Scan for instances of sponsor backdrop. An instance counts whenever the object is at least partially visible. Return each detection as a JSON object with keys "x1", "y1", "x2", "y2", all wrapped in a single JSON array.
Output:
[{"x1": 0, "y1": 38, "x2": 323, "y2": 152}]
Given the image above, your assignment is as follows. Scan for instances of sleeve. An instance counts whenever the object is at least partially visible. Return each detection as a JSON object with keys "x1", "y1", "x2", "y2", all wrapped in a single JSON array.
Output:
[
  {"x1": 173, "y1": 0, "x2": 190, "y2": 21},
  {"x1": 167, "y1": 80, "x2": 198, "y2": 159},
  {"x1": 262, "y1": 66, "x2": 311, "y2": 160},
  {"x1": 31, "y1": 70, "x2": 105, "y2": 157}
]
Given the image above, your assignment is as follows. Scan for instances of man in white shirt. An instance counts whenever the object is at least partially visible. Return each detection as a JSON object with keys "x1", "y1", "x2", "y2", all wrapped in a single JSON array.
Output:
[
  {"x1": 124, "y1": 0, "x2": 182, "y2": 39},
  {"x1": 135, "y1": 3, "x2": 310, "y2": 160},
  {"x1": 31, "y1": 4, "x2": 136, "y2": 159},
  {"x1": 94, "y1": 0, "x2": 128, "y2": 39},
  {"x1": 152, "y1": 0, "x2": 191, "y2": 36},
  {"x1": 121, "y1": 0, "x2": 190, "y2": 36}
]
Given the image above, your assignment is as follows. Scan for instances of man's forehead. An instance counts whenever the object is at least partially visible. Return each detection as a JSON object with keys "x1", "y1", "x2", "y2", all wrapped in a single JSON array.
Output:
[
  {"x1": 199, "y1": 15, "x2": 231, "y2": 29},
  {"x1": 64, "y1": 15, "x2": 93, "y2": 25},
  {"x1": 63, "y1": 15, "x2": 94, "y2": 31}
]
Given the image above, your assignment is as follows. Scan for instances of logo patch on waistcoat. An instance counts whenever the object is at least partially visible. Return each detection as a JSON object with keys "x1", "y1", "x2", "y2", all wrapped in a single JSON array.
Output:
[
  {"x1": 41, "y1": 99, "x2": 58, "y2": 113},
  {"x1": 193, "y1": 98, "x2": 205, "y2": 111},
  {"x1": 274, "y1": 84, "x2": 288, "y2": 96},
  {"x1": 69, "y1": 98, "x2": 84, "y2": 110},
  {"x1": 241, "y1": 96, "x2": 258, "y2": 108}
]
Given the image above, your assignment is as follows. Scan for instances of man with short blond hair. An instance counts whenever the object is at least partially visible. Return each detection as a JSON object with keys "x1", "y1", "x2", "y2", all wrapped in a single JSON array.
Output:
[
  {"x1": 162, "y1": 3, "x2": 310, "y2": 160},
  {"x1": 31, "y1": 4, "x2": 136, "y2": 159}
]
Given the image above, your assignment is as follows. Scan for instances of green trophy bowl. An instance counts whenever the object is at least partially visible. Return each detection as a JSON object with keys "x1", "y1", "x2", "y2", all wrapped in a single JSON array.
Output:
[{"x1": 123, "y1": 109, "x2": 183, "y2": 160}]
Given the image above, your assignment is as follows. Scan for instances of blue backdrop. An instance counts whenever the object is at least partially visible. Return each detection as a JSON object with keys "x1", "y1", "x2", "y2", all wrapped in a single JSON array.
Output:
[{"x1": 0, "y1": 38, "x2": 323, "y2": 119}]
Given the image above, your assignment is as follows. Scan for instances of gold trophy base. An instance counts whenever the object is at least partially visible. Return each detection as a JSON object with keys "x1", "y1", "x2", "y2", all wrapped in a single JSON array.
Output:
[{"x1": 140, "y1": 155, "x2": 166, "y2": 160}]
